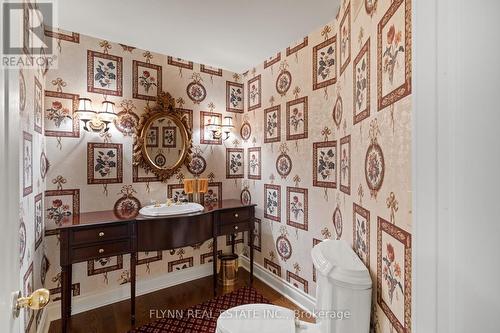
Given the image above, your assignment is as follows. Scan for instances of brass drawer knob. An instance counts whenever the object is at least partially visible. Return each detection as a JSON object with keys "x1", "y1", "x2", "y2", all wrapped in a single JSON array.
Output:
[
  {"x1": 98, "y1": 232, "x2": 105, "y2": 237},
  {"x1": 234, "y1": 225, "x2": 239, "y2": 230},
  {"x1": 234, "y1": 213, "x2": 239, "y2": 218},
  {"x1": 98, "y1": 248, "x2": 105, "y2": 254}
]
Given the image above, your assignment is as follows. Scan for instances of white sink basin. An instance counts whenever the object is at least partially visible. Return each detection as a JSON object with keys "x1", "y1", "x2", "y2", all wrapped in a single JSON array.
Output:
[{"x1": 139, "y1": 202, "x2": 205, "y2": 217}]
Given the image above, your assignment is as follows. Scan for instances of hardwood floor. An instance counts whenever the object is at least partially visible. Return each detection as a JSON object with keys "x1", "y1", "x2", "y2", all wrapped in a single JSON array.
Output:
[{"x1": 48, "y1": 268, "x2": 313, "y2": 333}]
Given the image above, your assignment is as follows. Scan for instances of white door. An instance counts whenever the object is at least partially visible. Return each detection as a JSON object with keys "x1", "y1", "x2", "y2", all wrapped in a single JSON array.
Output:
[{"x1": 0, "y1": 69, "x2": 22, "y2": 331}]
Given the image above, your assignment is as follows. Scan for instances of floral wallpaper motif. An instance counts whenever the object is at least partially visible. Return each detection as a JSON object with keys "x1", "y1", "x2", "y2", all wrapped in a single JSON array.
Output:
[
  {"x1": 39, "y1": 28, "x2": 242, "y2": 320},
  {"x1": 241, "y1": 1, "x2": 412, "y2": 332}
]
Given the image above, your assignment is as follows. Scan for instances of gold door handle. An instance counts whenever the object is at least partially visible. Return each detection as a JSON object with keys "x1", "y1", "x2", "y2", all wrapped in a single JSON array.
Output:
[{"x1": 14, "y1": 288, "x2": 50, "y2": 317}]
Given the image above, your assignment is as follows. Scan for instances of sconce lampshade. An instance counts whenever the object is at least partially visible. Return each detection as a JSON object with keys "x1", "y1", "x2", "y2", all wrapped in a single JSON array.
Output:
[
  {"x1": 75, "y1": 98, "x2": 96, "y2": 121},
  {"x1": 223, "y1": 116, "x2": 234, "y2": 128},
  {"x1": 99, "y1": 101, "x2": 117, "y2": 122}
]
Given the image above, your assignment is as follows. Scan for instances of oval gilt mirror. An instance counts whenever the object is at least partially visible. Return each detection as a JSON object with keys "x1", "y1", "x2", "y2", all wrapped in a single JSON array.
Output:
[{"x1": 133, "y1": 92, "x2": 192, "y2": 180}]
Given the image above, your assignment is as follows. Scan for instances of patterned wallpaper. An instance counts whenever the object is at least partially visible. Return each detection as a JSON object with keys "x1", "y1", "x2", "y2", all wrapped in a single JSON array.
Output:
[
  {"x1": 19, "y1": 0, "x2": 412, "y2": 332},
  {"x1": 39, "y1": 29, "x2": 247, "y2": 318},
  {"x1": 239, "y1": 0, "x2": 412, "y2": 332},
  {"x1": 19, "y1": 63, "x2": 48, "y2": 332}
]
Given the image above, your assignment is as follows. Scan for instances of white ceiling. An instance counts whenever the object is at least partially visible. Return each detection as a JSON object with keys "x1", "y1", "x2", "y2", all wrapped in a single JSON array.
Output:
[{"x1": 56, "y1": 0, "x2": 340, "y2": 73}]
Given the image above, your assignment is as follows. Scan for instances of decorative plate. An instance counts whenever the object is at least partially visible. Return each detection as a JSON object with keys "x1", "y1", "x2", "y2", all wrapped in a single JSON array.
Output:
[
  {"x1": 276, "y1": 70, "x2": 292, "y2": 96},
  {"x1": 333, "y1": 207, "x2": 343, "y2": 239},
  {"x1": 365, "y1": 142, "x2": 385, "y2": 194},
  {"x1": 188, "y1": 155, "x2": 207, "y2": 175},
  {"x1": 114, "y1": 196, "x2": 141, "y2": 219},
  {"x1": 276, "y1": 153, "x2": 292, "y2": 179},
  {"x1": 276, "y1": 235, "x2": 292, "y2": 261},
  {"x1": 240, "y1": 189, "x2": 252, "y2": 205},
  {"x1": 240, "y1": 122, "x2": 252, "y2": 141},
  {"x1": 19, "y1": 70, "x2": 26, "y2": 112},
  {"x1": 114, "y1": 110, "x2": 139, "y2": 136},
  {"x1": 332, "y1": 95, "x2": 343, "y2": 129},
  {"x1": 186, "y1": 82, "x2": 207, "y2": 104},
  {"x1": 155, "y1": 152, "x2": 166, "y2": 167},
  {"x1": 40, "y1": 151, "x2": 49, "y2": 180},
  {"x1": 19, "y1": 221, "x2": 26, "y2": 264}
]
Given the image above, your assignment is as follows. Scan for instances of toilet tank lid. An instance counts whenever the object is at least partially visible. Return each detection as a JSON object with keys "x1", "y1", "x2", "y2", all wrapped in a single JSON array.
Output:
[{"x1": 311, "y1": 240, "x2": 372, "y2": 288}]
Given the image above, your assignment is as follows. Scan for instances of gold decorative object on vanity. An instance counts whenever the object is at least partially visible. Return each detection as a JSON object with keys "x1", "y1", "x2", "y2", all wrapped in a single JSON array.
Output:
[{"x1": 133, "y1": 91, "x2": 193, "y2": 181}]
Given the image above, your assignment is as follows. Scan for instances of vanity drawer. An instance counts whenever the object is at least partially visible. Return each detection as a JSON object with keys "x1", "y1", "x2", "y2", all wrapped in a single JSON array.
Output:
[
  {"x1": 218, "y1": 220, "x2": 252, "y2": 236},
  {"x1": 71, "y1": 240, "x2": 131, "y2": 263},
  {"x1": 71, "y1": 224, "x2": 130, "y2": 245},
  {"x1": 219, "y1": 208, "x2": 251, "y2": 225}
]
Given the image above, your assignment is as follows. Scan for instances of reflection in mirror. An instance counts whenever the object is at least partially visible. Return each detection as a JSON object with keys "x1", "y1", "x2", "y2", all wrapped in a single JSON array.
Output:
[
  {"x1": 144, "y1": 115, "x2": 184, "y2": 170},
  {"x1": 133, "y1": 92, "x2": 193, "y2": 181}
]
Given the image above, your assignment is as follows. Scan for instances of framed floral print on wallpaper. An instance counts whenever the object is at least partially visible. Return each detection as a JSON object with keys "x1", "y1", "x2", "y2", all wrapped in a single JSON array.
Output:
[
  {"x1": 248, "y1": 218, "x2": 262, "y2": 252},
  {"x1": 201, "y1": 182, "x2": 222, "y2": 210},
  {"x1": 87, "y1": 50, "x2": 123, "y2": 96},
  {"x1": 168, "y1": 257, "x2": 194, "y2": 272},
  {"x1": 44, "y1": 189, "x2": 80, "y2": 228},
  {"x1": 226, "y1": 148, "x2": 244, "y2": 179},
  {"x1": 168, "y1": 183, "x2": 193, "y2": 202},
  {"x1": 313, "y1": 140, "x2": 337, "y2": 188},
  {"x1": 200, "y1": 111, "x2": 222, "y2": 145},
  {"x1": 247, "y1": 75, "x2": 261, "y2": 111},
  {"x1": 264, "y1": 258, "x2": 282, "y2": 278},
  {"x1": 44, "y1": 90, "x2": 79, "y2": 137},
  {"x1": 22, "y1": 131, "x2": 32, "y2": 196},
  {"x1": 377, "y1": 0, "x2": 412, "y2": 111},
  {"x1": 286, "y1": 187, "x2": 308, "y2": 231},
  {"x1": 353, "y1": 203, "x2": 370, "y2": 268},
  {"x1": 353, "y1": 38, "x2": 371, "y2": 124},
  {"x1": 377, "y1": 217, "x2": 412, "y2": 333},
  {"x1": 87, "y1": 142, "x2": 123, "y2": 184},
  {"x1": 313, "y1": 36, "x2": 337, "y2": 90},
  {"x1": 247, "y1": 147, "x2": 261, "y2": 180},
  {"x1": 264, "y1": 53, "x2": 281, "y2": 69},
  {"x1": 132, "y1": 60, "x2": 162, "y2": 101},
  {"x1": 132, "y1": 165, "x2": 160, "y2": 183},
  {"x1": 264, "y1": 184, "x2": 281, "y2": 222},
  {"x1": 167, "y1": 56, "x2": 193, "y2": 70},
  {"x1": 264, "y1": 105, "x2": 281, "y2": 143},
  {"x1": 87, "y1": 256, "x2": 123, "y2": 276},
  {"x1": 339, "y1": 2, "x2": 351, "y2": 76},
  {"x1": 34, "y1": 76, "x2": 43, "y2": 134},
  {"x1": 286, "y1": 271, "x2": 309, "y2": 294},
  {"x1": 146, "y1": 126, "x2": 159, "y2": 148},
  {"x1": 286, "y1": 37, "x2": 308, "y2": 57},
  {"x1": 339, "y1": 135, "x2": 351, "y2": 194},
  {"x1": 201, "y1": 64, "x2": 223, "y2": 77},
  {"x1": 34, "y1": 193, "x2": 43, "y2": 250},
  {"x1": 162, "y1": 126, "x2": 177, "y2": 148},
  {"x1": 286, "y1": 97, "x2": 308, "y2": 141},
  {"x1": 44, "y1": 27, "x2": 80, "y2": 43},
  {"x1": 226, "y1": 81, "x2": 244, "y2": 113}
]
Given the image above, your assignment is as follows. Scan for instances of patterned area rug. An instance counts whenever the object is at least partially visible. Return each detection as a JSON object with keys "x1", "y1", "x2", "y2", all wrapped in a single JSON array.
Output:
[{"x1": 129, "y1": 287, "x2": 270, "y2": 333}]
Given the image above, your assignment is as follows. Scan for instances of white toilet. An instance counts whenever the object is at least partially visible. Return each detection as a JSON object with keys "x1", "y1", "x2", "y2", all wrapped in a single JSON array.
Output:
[{"x1": 216, "y1": 240, "x2": 372, "y2": 333}]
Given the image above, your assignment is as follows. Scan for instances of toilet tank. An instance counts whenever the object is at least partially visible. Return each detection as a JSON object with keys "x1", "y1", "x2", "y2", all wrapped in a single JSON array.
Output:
[{"x1": 312, "y1": 240, "x2": 372, "y2": 333}]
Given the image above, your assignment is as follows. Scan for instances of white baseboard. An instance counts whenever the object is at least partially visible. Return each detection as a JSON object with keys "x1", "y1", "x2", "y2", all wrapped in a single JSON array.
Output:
[
  {"x1": 40, "y1": 263, "x2": 213, "y2": 333},
  {"x1": 239, "y1": 256, "x2": 316, "y2": 313}
]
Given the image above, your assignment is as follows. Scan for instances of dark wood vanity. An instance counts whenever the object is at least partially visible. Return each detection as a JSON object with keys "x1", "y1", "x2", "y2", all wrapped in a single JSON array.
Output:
[{"x1": 56, "y1": 199, "x2": 256, "y2": 333}]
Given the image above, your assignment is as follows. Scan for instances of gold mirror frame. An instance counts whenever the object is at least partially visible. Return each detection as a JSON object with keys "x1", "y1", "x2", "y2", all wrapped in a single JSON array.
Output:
[{"x1": 133, "y1": 92, "x2": 192, "y2": 181}]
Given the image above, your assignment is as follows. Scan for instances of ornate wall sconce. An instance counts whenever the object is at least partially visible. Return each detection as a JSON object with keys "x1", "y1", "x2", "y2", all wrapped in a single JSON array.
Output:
[
  {"x1": 75, "y1": 98, "x2": 117, "y2": 133},
  {"x1": 206, "y1": 115, "x2": 233, "y2": 140}
]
